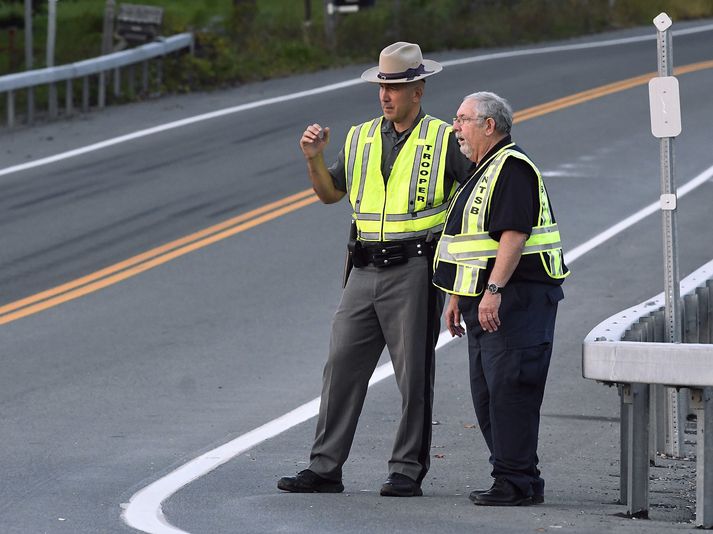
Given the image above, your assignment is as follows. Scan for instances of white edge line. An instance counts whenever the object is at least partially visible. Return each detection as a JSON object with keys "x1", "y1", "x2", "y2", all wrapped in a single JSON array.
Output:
[
  {"x1": 122, "y1": 321, "x2": 462, "y2": 532},
  {"x1": 564, "y1": 163, "x2": 713, "y2": 264},
  {"x1": 123, "y1": 161, "x2": 713, "y2": 534},
  {"x1": 4, "y1": 22, "x2": 713, "y2": 180}
]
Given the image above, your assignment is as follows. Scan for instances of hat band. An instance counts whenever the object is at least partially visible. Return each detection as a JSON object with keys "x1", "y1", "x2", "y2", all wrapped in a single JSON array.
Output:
[{"x1": 377, "y1": 64, "x2": 430, "y2": 81}]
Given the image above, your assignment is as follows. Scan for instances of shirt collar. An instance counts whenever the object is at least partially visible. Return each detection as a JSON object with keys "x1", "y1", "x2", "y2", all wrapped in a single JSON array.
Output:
[
  {"x1": 381, "y1": 108, "x2": 426, "y2": 138},
  {"x1": 476, "y1": 135, "x2": 512, "y2": 168}
]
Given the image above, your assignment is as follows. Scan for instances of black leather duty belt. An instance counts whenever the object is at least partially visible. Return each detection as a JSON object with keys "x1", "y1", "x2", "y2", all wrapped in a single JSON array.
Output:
[{"x1": 351, "y1": 240, "x2": 435, "y2": 268}]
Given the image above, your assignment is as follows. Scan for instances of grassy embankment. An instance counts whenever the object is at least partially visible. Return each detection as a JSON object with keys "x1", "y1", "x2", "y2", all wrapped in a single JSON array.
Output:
[{"x1": 0, "y1": 0, "x2": 712, "y2": 121}]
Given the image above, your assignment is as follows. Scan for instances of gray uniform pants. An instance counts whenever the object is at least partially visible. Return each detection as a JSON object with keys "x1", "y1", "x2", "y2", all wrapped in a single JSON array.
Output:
[{"x1": 308, "y1": 256, "x2": 443, "y2": 483}]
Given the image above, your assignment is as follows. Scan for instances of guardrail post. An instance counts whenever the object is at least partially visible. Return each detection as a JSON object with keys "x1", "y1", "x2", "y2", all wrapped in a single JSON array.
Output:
[
  {"x1": 82, "y1": 76, "x2": 90, "y2": 112},
  {"x1": 6, "y1": 90, "x2": 15, "y2": 127},
  {"x1": 627, "y1": 383, "x2": 650, "y2": 517},
  {"x1": 157, "y1": 57, "x2": 163, "y2": 92},
  {"x1": 684, "y1": 294, "x2": 700, "y2": 342},
  {"x1": 697, "y1": 286, "x2": 710, "y2": 343},
  {"x1": 619, "y1": 384, "x2": 629, "y2": 504},
  {"x1": 98, "y1": 72, "x2": 106, "y2": 109},
  {"x1": 48, "y1": 83, "x2": 57, "y2": 118},
  {"x1": 142, "y1": 60, "x2": 149, "y2": 94},
  {"x1": 128, "y1": 64, "x2": 135, "y2": 96},
  {"x1": 65, "y1": 79, "x2": 73, "y2": 115},
  {"x1": 692, "y1": 387, "x2": 713, "y2": 528},
  {"x1": 113, "y1": 67, "x2": 121, "y2": 98},
  {"x1": 707, "y1": 280, "x2": 713, "y2": 341}
]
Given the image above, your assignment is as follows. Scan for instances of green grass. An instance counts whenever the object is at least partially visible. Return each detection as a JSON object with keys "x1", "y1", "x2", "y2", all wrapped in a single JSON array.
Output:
[{"x1": 1, "y1": 0, "x2": 712, "y2": 119}]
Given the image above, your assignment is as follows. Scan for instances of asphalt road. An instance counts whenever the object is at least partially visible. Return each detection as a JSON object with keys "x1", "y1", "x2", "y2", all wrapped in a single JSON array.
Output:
[{"x1": 1, "y1": 20, "x2": 713, "y2": 534}]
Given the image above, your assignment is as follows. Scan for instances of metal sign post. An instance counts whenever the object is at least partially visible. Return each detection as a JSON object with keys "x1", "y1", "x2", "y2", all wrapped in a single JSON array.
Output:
[{"x1": 649, "y1": 12, "x2": 684, "y2": 457}]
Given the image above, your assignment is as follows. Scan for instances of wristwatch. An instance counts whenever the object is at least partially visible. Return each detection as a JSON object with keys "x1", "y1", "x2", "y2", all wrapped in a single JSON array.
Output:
[{"x1": 486, "y1": 282, "x2": 503, "y2": 295}]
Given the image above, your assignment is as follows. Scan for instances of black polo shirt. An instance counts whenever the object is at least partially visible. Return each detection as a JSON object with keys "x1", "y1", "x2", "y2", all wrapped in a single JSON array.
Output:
[
  {"x1": 328, "y1": 108, "x2": 474, "y2": 191},
  {"x1": 433, "y1": 136, "x2": 567, "y2": 293}
]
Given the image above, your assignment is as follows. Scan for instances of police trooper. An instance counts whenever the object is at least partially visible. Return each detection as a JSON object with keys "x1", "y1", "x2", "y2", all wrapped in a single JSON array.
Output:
[{"x1": 277, "y1": 42, "x2": 473, "y2": 497}]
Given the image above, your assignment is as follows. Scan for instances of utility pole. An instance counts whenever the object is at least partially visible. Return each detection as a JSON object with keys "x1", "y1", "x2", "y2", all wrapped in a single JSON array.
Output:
[
  {"x1": 102, "y1": 0, "x2": 115, "y2": 55},
  {"x1": 24, "y1": 0, "x2": 34, "y2": 122},
  {"x1": 47, "y1": 0, "x2": 58, "y2": 117},
  {"x1": 303, "y1": 0, "x2": 312, "y2": 44},
  {"x1": 323, "y1": 0, "x2": 336, "y2": 52}
]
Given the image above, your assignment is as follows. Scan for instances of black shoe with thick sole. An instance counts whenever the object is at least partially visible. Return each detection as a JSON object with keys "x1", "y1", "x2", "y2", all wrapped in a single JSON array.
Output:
[
  {"x1": 380, "y1": 472, "x2": 423, "y2": 497},
  {"x1": 472, "y1": 478, "x2": 532, "y2": 506},
  {"x1": 277, "y1": 469, "x2": 344, "y2": 493},
  {"x1": 469, "y1": 483, "x2": 544, "y2": 504}
]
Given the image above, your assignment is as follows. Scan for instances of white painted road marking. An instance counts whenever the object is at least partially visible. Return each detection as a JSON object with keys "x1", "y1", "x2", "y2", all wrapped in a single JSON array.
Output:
[
  {"x1": 121, "y1": 162, "x2": 713, "y2": 534},
  {"x1": 2, "y1": 23, "x2": 713, "y2": 180}
]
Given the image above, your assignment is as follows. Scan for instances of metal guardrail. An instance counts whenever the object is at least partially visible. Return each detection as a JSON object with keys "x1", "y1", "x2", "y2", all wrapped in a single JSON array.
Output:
[
  {"x1": 582, "y1": 258, "x2": 713, "y2": 528},
  {"x1": 0, "y1": 32, "x2": 193, "y2": 127}
]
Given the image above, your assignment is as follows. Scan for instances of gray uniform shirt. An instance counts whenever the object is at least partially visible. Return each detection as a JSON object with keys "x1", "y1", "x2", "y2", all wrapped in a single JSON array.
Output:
[{"x1": 328, "y1": 109, "x2": 474, "y2": 192}]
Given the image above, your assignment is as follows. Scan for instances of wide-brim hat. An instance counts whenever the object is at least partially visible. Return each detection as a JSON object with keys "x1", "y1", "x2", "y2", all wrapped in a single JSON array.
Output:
[{"x1": 361, "y1": 42, "x2": 443, "y2": 84}]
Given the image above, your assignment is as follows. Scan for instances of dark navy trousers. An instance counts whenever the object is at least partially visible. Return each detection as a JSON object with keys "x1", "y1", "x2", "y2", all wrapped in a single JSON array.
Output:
[{"x1": 459, "y1": 282, "x2": 563, "y2": 497}]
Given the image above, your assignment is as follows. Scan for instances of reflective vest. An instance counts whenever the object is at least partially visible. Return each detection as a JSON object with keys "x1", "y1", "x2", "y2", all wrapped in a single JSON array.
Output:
[
  {"x1": 433, "y1": 144, "x2": 569, "y2": 296},
  {"x1": 344, "y1": 115, "x2": 454, "y2": 242}
]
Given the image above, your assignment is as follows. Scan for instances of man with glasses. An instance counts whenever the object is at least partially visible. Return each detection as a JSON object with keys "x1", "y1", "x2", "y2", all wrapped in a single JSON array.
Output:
[
  {"x1": 434, "y1": 92, "x2": 569, "y2": 506},
  {"x1": 277, "y1": 42, "x2": 473, "y2": 497}
]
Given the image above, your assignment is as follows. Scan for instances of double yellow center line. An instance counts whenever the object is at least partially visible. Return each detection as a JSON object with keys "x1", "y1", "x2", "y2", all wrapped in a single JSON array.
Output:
[{"x1": 2, "y1": 59, "x2": 713, "y2": 325}]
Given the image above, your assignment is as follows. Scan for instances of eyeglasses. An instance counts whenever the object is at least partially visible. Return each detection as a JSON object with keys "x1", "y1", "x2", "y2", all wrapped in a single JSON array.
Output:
[{"x1": 452, "y1": 115, "x2": 484, "y2": 125}]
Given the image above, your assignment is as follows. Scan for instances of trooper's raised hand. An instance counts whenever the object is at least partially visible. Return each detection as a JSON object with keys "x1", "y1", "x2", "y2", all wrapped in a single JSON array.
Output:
[{"x1": 300, "y1": 123, "x2": 330, "y2": 159}]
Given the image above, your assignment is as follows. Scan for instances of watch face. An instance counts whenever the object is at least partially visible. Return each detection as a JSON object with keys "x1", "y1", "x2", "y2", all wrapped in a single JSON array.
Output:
[{"x1": 488, "y1": 283, "x2": 498, "y2": 294}]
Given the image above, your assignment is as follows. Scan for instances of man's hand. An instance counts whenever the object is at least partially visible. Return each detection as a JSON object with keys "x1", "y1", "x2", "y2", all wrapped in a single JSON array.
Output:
[
  {"x1": 478, "y1": 292, "x2": 501, "y2": 332},
  {"x1": 300, "y1": 123, "x2": 330, "y2": 160},
  {"x1": 445, "y1": 295, "x2": 465, "y2": 337}
]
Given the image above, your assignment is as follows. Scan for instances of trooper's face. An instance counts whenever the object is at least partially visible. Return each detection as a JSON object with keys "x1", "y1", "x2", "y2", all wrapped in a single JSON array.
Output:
[{"x1": 379, "y1": 82, "x2": 421, "y2": 125}]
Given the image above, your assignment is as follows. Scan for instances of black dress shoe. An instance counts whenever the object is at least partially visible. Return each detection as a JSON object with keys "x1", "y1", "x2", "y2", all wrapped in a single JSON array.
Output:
[
  {"x1": 469, "y1": 483, "x2": 544, "y2": 504},
  {"x1": 380, "y1": 472, "x2": 422, "y2": 497},
  {"x1": 472, "y1": 478, "x2": 532, "y2": 506},
  {"x1": 277, "y1": 469, "x2": 344, "y2": 493}
]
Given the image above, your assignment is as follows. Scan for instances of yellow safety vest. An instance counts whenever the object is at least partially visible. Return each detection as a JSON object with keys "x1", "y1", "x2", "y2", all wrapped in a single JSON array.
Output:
[
  {"x1": 344, "y1": 115, "x2": 454, "y2": 242},
  {"x1": 434, "y1": 145, "x2": 569, "y2": 296}
]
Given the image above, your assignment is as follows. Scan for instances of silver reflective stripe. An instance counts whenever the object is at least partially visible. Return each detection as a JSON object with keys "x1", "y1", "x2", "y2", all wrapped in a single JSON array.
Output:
[
  {"x1": 382, "y1": 223, "x2": 443, "y2": 240},
  {"x1": 426, "y1": 122, "x2": 448, "y2": 207},
  {"x1": 454, "y1": 265, "x2": 465, "y2": 292},
  {"x1": 354, "y1": 212, "x2": 381, "y2": 221},
  {"x1": 462, "y1": 258, "x2": 487, "y2": 268},
  {"x1": 354, "y1": 119, "x2": 380, "y2": 212},
  {"x1": 408, "y1": 117, "x2": 433, "y2": 208},
  {"x1": 467, "y1": 271, "x2": 479, "y2": 295},
  {"x1": 450, "y1": 242, "x2": 561, "y2": 260},
  {"x1": 449, "y1": 232, "x2": 492, "y2": 243},
  {"x1": 346, "y1": 123, "x2": 363, "y2": 196},
  {"x1": 451, "y1": 248, "x2": 498, "y2": 260},
  {"x1": 358, "y1": 231, "x2": 381, "y2": 240},
  {"x1": 417, "y1": 116, "x2": 432, "y2": 139},
  {"x1": 439, "y1": 250, "x2": 487, "y2": 268},
  {"x1": 385, "y1": 203, "x2": 448, "y2": 221},
  {"x1": 437, "y1": 235, "x2": 457, "y2": 262},
  {"x1": 476, "y1": 151, "x2": 508, "y2": 230},
  {"x1": 531, "y1": 224, "x2": 558, "y2": 235},
  {"x1": 409, "y1": 143, "x2": 424, "y2": 208}
]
